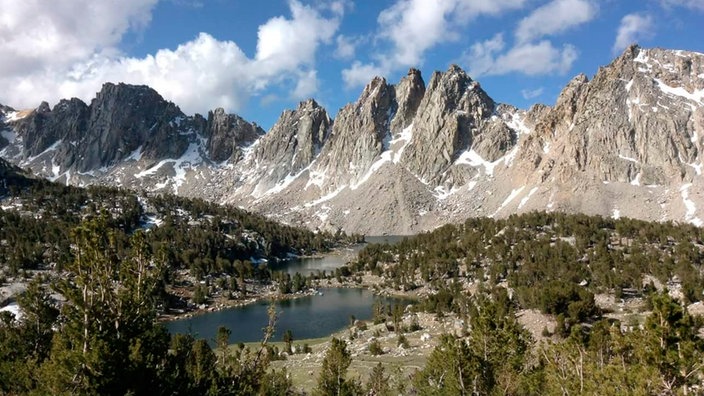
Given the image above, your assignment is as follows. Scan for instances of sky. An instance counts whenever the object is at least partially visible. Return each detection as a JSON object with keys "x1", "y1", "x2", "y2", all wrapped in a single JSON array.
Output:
[{"x1": 1, "y1": 0, "x2": 703, "y2": 130}]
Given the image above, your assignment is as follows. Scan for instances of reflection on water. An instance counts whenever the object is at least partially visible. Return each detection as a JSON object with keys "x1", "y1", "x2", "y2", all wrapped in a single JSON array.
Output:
[{"x1": 165, "y1": 288, "x2": 407, "y2": 345}]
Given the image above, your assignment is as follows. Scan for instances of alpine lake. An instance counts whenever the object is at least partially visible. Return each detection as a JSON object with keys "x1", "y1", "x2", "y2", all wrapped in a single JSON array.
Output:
[{"x1": 165, "y1": 236, "x2": 410, "y2": 344}]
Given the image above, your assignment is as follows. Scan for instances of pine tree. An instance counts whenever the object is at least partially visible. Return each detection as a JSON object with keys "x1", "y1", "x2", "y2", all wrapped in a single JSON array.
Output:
[
  {"x1": 365, "y1": 363, "x2": 391, "y2": 396},
  {"x1": 314, "y1": 337, "x2": 362, "y2": 396}
]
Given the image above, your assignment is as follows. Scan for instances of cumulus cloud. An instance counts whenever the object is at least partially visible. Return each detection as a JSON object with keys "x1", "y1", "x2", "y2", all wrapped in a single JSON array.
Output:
[
  {"x1": 613, "y1": 14, "x2": 655, "y2": 54},
  {"x1": 460, "y1": 0, "x2": 592, "y2": 79},
  {"x1": 334, "y1": 35, "x2": 358, "y2": 60},
  {"x1": 341, "y1": 0, "x2": 527, "y2": 88},
  {"x1": 0, "y1": 0, "x2": 157, "y2": 76},
  {"x1": 341, "y1": 62, "x2": 387, "y2": 89},
  {"x1": 515, "y1": 0, "x2": 598, "y2": 43},
  {"x1": 0, "y1": 0, "x2": 341, "y2": 115},
  {"x1": 376, "y1": 0, "x2": 458, "y2": 67},
  {"x1": 466, "y1": 34, "x2": 578, "y2": 77},
  {"x1": 454, "y1": 0, "x2": 531, "y2": 17}
]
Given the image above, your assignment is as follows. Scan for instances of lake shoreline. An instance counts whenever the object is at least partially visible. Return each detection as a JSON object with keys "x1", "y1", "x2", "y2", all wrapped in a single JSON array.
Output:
[
  {"x1": 158, "y1": 236, "x2": 414, "y2": 323},
  {"x1": 164, "y1": 287, "x2": 412, "y2": 344}
]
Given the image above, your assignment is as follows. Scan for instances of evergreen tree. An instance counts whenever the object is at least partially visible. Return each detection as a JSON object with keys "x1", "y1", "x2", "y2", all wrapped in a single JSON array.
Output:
[
  {"x1": 365, "y1": 363, "x2": 391, "y2": 396},
  {"x1": 314, "y1": 337, "x2": 362, "y2": 396}
]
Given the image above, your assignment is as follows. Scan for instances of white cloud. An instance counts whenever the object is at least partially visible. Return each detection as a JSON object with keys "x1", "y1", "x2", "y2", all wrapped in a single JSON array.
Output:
[
  {"x1": 613, "y1": 14, "x2": 655, "y2": 54},
  {"x1": 341, "y1": 62, "x2": 386, "y2": 88},
  {"x1": 521, "y1": 87, "x2": 544, "y2": 99},
  {"x1": 292, "y1": 70, "x2": 319, "y2": 99},
  {"x1": 462, "y1": 0, "x2": 592, "y2": 79},
  {"x1": 466, "y1": 34, "x2": 578, "y2": 77},
  {"x1": 334, "y1": 35, "x2": 358, "y2": 59},
  {"x1": 377, "y1": 0, "x2": 458, "y2": 67},
  {"x1": 463, "y1": 34, "x2": 507, "y2": 78},
  {"x1": 0, "y1": 0, "x2": 340, "y2": 115},
  {"x1": 659, "y1": 0, "x2": 704, "y2": 11},
  {"x1": 515, "y1": 0, "x2": 598, "y2": 43},
  {"x1": 255, "y1": 1, "x2": 337, "y2": 68},
  {"x1": 323, "y1": 0, "x2": 352, "y2": 17},
  {"x1": 341, "y1": 0, "x2": 527, "y2": 88},
  {"x1": 0, "y1": 0, "x2": 157, "y2": 76},
  {"x1": 455, "y1": 0, "x2": 531, "y2": 17}
]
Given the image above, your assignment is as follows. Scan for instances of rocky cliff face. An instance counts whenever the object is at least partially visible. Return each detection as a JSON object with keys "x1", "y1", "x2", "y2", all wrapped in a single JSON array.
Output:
[
  {"x1": 0, "y1": 83, "x2": 261, "y2": 188},
  {"x1": 514, "y1": 45, "x2": 703, "y2": 187},
  {"x1": 313, "y1": 77, "x2": 397, "y2": 190},
  {"x1": 1, "y1": 45, "x2": 703, "y2": 234},
  {"x1": 400, "y1": 65, "x2": 516, "y2": 185},
  {"x1": 205, "y1": 108, "x2": 264, "y2": 163},
  {"x1": 253, "y1": 100, "x2": 330, "y2": 178}
]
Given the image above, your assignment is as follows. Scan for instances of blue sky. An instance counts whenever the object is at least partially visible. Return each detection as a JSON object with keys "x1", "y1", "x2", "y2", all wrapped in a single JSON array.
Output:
[{"x1": 1, "y1": 0, "x2": 703, "y2": 129}]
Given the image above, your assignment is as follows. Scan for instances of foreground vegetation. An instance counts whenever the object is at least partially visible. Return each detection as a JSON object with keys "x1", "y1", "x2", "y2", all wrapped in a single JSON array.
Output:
[
  {"x1": 1, "y1": 160, "x2": 704, "y2": 394},
  {"x1": 326, "y1": 212, "x2": 704, "y2": 395},
  {"x1": 0, "y1": 161, "x2": 361, "y2": 314}
]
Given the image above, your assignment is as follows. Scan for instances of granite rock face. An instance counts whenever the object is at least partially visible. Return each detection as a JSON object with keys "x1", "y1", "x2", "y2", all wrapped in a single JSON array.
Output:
[
  {"x1": 399, "y1": 65, "x2": 516, "y2": 185},
  {"x1": 514, "y1": 45, "x2": 704, "y2": 187},
  {"x1": 253, "y1": 99, "x2": 330, "y2": 176},
  {"x1": 2, "y1": 45, "x2": 704, "y2": 234},
  {"x1": 0, "y1": 83, "x2": 261, "y2": 177},
  {"x1": 313, "y1": 77, "x2": 397, "y2": 190},
  {"x1": 205, "y1": 108, "x2": 264, "y2": 163},
  {"x1": 390, "y1": 68, "x2": 425, "y2": 134}
]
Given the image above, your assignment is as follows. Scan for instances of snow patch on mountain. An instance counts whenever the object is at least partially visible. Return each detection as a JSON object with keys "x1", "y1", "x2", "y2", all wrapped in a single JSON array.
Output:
[
  {"x1": 173, "y1": 142, "x2": 204, "y2": 193},
  {"x1": 135, "y1": 159, "x2": 170, "y2": 178},
  {"x1": 20, "y1": 140, "x2": 62, "y2": 167},
  {"x1": 680, "y1": 184, "x2": 703, "y2": 226},
  {"x1": 256, "y1": 162, "x2": 313, "y2": 198},
  {"x1": 619, "y1": 154, "x2": 639, "y2": 163},
  {"x1": 518, "y1": 187, "x2": 539, "y2": 209},
  {"x1": 505, "y1": 112, "x2": 531, "y2": 136},
  {"x1": 390, "y1": 124, "x2": 413, "y2": 163},
  {"x1": 434, "y1": 185, "x2": 460, "y2": 200},
  {"x1": 306, "y1": 168, "x2": 326, "y2": 189},
  {"x1": 654, "y1": 78, "x2": 704, "y2": 108},
  {"x1": 305, "y1": 185, "x2": 347, "y2": 207},
  {"x1": 688, "y1": 162, "x2": 702, "y2": 176},
  {"x1": 493, "y1": 186, "x2": 525, "y2": 217},
  {"x1": 631, "y1": 172, "x2": 642, "y2": 186},
  {"x1": 3, "y1": 111, "x2": 24, "y2": 122},
  {"x1": 455, "y1": 150, "x2": 499, "y2": 176},
  {"x1": 126, "y1": 146, "x2": 143, "y2": 161},
  {"x1": 0, "y1": 303, "x2": 21, "y2": 321}
]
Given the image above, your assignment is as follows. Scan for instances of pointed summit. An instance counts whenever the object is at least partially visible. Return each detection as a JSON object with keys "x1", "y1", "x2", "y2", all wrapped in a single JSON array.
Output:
[
  {"x1": 252, "y1": 98, "x2": 332, "y2": 179},
  {"x1": 391, "y1": 68, "x2": 426, "y2": 133}
]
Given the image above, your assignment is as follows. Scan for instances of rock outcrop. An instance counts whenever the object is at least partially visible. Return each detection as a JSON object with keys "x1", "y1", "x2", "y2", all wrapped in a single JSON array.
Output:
[
  {"x1": 513, "y1": 45, "x2": 704, "y2": 187},
  {"x1": 205, "y1": 108, "x2": 264, "y2": 163},
  {"x1": 1, "y1": 45, "x2": 704, "y2": 235},
  {"x1": 314, "y1": 77, "x2": 397, "y2": 190}
]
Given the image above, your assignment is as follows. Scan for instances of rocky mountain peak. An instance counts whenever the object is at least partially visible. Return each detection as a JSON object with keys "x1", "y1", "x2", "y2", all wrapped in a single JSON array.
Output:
[
  {"x1": 2, "y1": 46, "x2": 704, "y2": 235},
  {"x1": 247, "y1": 98, "x2": 332, "y2": 194},
  {"x1": 36, "y1": 101, "x2": 51, "y2": 114},
  {"x1": 312, "y1": 76, "x2": 397, "y2": 189},
  {"x1": 205, "y1": 107, "x2": 264, "y2": 163},
  {"x1": 516, "y1": 44, "x2": 704, "y2": 190},
  {"x1": 80, "y1": 83, "x2": 186, "y2": 171},
  {"x1": 391, "y1": 68, "x2": 426, "y2": 134},
  {"x1": 400, "y1": 64, "x2": 509, "y2": 185}
]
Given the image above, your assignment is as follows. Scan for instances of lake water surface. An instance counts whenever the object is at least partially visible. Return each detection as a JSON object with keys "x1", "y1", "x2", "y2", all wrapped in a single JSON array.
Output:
[
  {"x1": 270, "y1": 235, "x2": 411, "y2": 276},
  {"x1": 165, "y1": 288, "x2": 407, "y2": 344},
  {"x1": 166, "y1": 236, "x2": 411, "y2": 344}
]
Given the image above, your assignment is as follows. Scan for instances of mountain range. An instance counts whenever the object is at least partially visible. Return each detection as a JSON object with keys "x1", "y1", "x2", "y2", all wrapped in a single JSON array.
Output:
[{"x1": 1, "y1": 44, "x2": 703, "y2": 235}]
